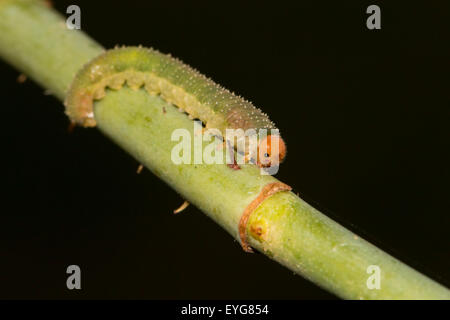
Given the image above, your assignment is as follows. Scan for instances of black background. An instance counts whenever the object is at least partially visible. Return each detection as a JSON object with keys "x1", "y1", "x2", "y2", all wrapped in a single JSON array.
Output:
[{"x1": 0, "y1": 0, "x2": 449, "y2": 299}]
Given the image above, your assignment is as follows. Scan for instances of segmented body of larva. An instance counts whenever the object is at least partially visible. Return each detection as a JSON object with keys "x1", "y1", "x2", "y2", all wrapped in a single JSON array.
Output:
[{"x1": 65, "y1": 46, "x2": 286, "y2": 167}]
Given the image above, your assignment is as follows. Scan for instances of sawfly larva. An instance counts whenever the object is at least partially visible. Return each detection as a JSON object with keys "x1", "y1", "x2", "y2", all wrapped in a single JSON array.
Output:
[{"x1": 65, "y1": 46, "x2": 286, "y2": 168}]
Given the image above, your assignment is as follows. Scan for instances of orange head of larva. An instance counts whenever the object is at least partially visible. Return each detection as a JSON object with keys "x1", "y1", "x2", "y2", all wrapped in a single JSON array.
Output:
[{"x1": 257, "y1": 135, "x2": 286, "y2": 168}]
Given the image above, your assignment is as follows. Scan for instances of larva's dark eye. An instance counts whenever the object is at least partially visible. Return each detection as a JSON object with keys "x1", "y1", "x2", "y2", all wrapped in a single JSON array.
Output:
[{"x1": 264, "y1": 153, "x2": 269, "y2": 158}]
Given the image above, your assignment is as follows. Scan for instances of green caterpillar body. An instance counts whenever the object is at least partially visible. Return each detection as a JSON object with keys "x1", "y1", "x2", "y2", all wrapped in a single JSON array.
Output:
[{"x1": 65, "y1": 46, "x2": 276, "y2": 134}]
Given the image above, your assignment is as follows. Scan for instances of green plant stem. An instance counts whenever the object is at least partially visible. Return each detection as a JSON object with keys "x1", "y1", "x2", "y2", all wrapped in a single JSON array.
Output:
[
  {"x1": 0, "y1": 0, "x2": 102, "y2": 99},
  {"x1": 0, "y1": 0, "x2": 448, "y2": 299}
]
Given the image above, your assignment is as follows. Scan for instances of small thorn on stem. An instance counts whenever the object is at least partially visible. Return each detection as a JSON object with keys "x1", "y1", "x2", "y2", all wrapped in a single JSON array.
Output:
[
  {"x1": 43, "y1": 0, "x2": 53, "y2": 8},
  {"x1": 67, "y1": 121, "x2": 76, "y2": 134},
  {"x1": 17, "y1": 74, "x2": 27, "y2": 84},
  {"x1": 173, "y1": 200, "x2": 190, "y2": 214}
]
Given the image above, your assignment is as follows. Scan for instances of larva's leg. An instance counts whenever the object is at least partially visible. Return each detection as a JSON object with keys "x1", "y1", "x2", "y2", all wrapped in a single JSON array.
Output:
[
  {"x1": 216, "y1": 140, "x2": 227, "y2": 151},
  {"x1": 194, "y1": 127, "x2": 208, "y2": 137},
  {"x1": 17, "y1": 74, "x2": 27, "y2": 84},
  {"x1": 226, "y1": 140, "x2": 241, "y2": 170},
  {"x1": 228, "y1": 163, "x2": 241, "y2": 170},
  {"x1": 136, "y1": 164, "x2": 144, "y2": 174},
  {"x1": 243, "y1": 153, "x2": 252, "y2": 164}
]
